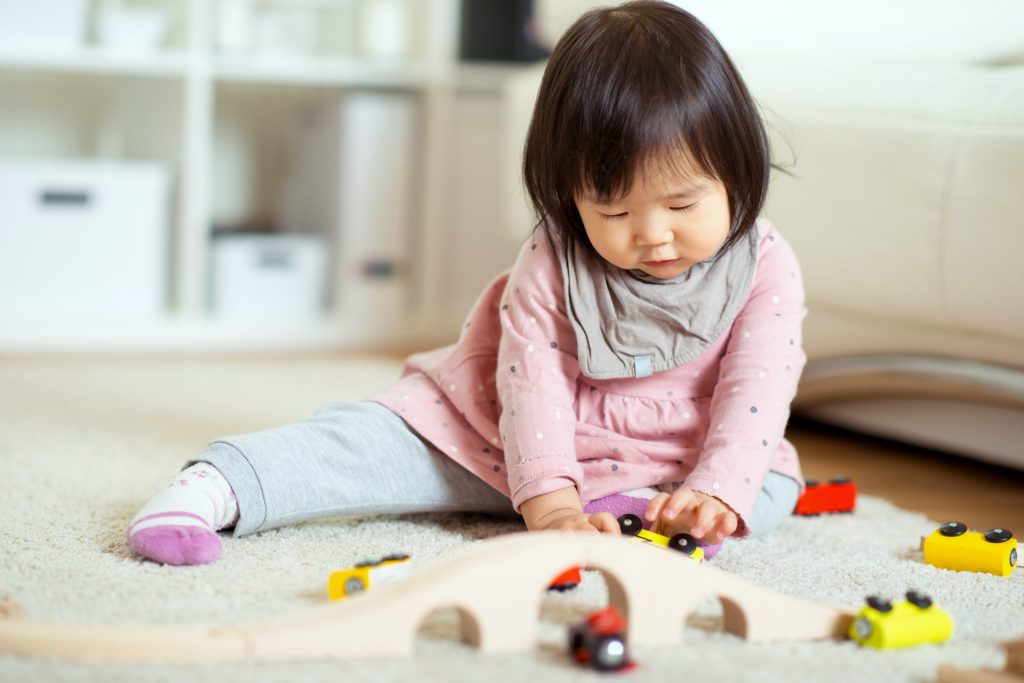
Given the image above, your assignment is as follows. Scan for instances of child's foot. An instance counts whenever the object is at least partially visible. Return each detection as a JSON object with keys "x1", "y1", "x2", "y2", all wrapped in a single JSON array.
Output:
[
  {"x1": 583, "y1": 489, "x2": 659, "y2": 520},
  {"x1": 127, "y1": 463, "x2": 238, "y2": 565}
]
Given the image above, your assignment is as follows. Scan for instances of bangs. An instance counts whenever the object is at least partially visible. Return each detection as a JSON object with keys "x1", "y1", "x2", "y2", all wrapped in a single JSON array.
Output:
[{"x1": 574, "y1": 124, "x2": 717, "y2": 206}]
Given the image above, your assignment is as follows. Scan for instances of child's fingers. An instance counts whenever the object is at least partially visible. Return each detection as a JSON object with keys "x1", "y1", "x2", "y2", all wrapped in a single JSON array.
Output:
[
  {"x1": 702, "y1": 512, "x2": 739, "y2": 544},
  {"x1": 588, "y1": 512, "x2": 622, "y2": 535},
  {"x1": 568, "y1": 519, "x2": 600, "y2": 533},
  {"x1": 644, "y1": 492, "x2": 670, "y2": 522},
  {"x1": 701, "y1": 518, "x2": 727, "y2": 544},
  {"x1": 663, "y1": 488, "x2": 697, "y2": 520},
  {"x1": 547, "y1": 512, "x2": 600, "y2": 533},
  {"x1": 689, "y1": 502, "x2": 718, "y2": 538},
  {"x1": 718, "y1": 512, "x2": 738, "y2": 538}
]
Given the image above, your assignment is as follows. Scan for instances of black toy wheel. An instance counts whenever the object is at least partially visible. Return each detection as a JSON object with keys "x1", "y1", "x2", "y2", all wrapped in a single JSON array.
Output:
[
  {"x1": 380, "y1": 553, "x2": 410, "y2": 562},
  {"x1": 668, "y1": 533, "x2": 699, "y2": 557},
  {"x1": 905, "y1": 591, "x2": 932, "y2": 609},
  {"x1": 549, "y1": 582, "x2": 578, "y2": 593},
  {"x1": 866, "y1": 596, "x2": 892, "y2": 613},
  {"x1": 568, "y1": 625, "x2": 585, "y2": 655},
  {"x1": 983, "y1": 528, "x2": 1013, "y2": 543},
  {"x1": 591, "y1": 635, "x2": 628, "y2": 672},
  {"x1": 804, "y1": 479, "x2": 819, "y2": 487},
  {"x1": 829, "y1": 476, "x2": 852, "y2": 484},
  {"x1": 939, "y1": 521, "x2": 967, "y2": 537},
  {"x1": 617, "y1": 514, "x2": 643, "y2": 537}
]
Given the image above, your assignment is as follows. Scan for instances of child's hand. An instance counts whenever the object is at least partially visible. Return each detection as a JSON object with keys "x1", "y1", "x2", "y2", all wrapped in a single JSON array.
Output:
[
  {"x1": 644, "y1": 488, "x2": 738, "y2": 544},
  {"x1": 536, "y1": 510, "x2": 622, "y2": 535},
  {"x1": 520, "y1": 488, "x2": 621, "y2": 535}
]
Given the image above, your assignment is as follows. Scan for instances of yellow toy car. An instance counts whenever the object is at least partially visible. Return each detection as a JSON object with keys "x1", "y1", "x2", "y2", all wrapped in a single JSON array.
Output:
[
  {"x1": 849, "y1": 591, "x2": 953, "y2": 650},
  {"x1": 327, "y1": 553, "x2": 412, "y2": 600},
  {"x1": 617, "y1": 514, "x2": 704, "y2": 562},
  {"x1": 922, "y1": 521, "x2": 1017, "y2": 577}
]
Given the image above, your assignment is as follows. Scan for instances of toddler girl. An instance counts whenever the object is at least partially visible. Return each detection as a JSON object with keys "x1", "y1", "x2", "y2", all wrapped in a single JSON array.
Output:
[{"x1": 128, "y1": 0, "x2": 806, "y2": 566}]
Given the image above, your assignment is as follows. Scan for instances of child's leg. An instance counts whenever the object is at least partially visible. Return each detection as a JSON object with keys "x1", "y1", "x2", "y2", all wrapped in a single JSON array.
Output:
[
  {"x1": 582, "y1": 487, "x2": 660, "y2": 520},
  {"x1": 128, "y1": 401, "x2": 513, "y2": 565},
  {"x1": 743, "y1": 471, "x2": 801, "y2": 536}
]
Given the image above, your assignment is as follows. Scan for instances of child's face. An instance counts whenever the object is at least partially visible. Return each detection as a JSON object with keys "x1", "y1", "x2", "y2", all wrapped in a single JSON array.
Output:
[{"x1": 574, "y1": 166, "x2": 731, "y2": 280}]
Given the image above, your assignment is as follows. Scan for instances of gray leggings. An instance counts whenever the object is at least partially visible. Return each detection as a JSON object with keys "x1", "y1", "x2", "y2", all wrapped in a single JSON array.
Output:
[{"x1": 191, "y1": 401, "x2": 799, "y2": 537}]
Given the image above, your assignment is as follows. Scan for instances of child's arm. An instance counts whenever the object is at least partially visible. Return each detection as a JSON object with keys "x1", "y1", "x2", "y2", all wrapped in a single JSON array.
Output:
[
  {"x1": 520, "y1": 486, "x2": 620, "y2": 534},
  {"x1": 496, "y1": 234, "x2": 587, "y2": 513},
  {"x1": 661, "y1": 223, "x2": 807, "y2": 538}
]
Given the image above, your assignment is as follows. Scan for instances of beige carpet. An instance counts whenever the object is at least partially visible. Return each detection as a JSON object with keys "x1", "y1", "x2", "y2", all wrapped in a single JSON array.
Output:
[{"x1": 1, "y1": 356, "x2": 1021, "y2": 683}]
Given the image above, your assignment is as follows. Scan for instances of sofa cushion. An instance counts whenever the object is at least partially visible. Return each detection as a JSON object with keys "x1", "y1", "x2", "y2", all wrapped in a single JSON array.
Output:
[{"x1": 750, "y1": 59, "x2": 1024, "y2": 358}]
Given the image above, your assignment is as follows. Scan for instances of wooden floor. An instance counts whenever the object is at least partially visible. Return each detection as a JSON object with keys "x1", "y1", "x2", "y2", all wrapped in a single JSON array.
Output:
[{"x1": 789, "y1": 418, "x2": 1024, "y2": 534}]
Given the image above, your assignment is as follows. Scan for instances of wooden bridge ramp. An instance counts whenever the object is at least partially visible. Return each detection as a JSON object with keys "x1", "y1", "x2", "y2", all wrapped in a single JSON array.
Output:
[{"x1": 0, "y1": 531, "x2": 856, "y2": 663}]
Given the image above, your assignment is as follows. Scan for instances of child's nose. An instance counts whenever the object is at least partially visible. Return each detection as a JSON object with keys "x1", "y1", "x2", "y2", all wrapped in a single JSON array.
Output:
[{"x1": 634, "y1": 219, "x2": 674, "y2": 247}]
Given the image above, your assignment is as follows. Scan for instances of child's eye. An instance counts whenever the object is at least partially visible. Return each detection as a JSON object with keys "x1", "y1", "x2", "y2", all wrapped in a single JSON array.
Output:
[
  {"x1": 601, "y1": 212, "x2": 628, "y2": 221},
  {"x1": 670, "y1": 204, "x2": 696, "y2": 212}
]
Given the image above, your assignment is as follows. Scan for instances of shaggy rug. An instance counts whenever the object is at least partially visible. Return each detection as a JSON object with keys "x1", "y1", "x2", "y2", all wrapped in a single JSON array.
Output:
[{"x1": 0, "y1": 357, "x2": 1021, "y2": 683}]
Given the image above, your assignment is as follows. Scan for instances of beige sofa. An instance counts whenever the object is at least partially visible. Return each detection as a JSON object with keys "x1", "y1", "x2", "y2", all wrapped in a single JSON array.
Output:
[{"x1": 502, "y1": 1, "x2": 1024, "y2": 470}]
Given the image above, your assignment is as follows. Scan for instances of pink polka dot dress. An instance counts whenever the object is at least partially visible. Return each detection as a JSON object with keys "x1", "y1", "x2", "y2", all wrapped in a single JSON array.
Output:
[{"x1": 372, "y1": 219, "x2": 806, "y2": 536}]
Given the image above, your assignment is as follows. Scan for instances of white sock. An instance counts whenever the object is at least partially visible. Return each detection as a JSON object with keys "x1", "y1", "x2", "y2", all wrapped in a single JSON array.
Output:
[{"x1": 127, "y1": 463, "x2": 239, "y2": 565}]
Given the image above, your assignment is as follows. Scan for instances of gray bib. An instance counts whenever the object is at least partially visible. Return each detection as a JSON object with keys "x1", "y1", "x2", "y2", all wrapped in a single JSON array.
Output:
[{"x1": 559, "y1": 229, "x2": 759, "y2": 379}]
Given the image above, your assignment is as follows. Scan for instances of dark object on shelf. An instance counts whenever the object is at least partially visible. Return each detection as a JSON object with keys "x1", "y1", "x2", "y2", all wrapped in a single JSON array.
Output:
[{"x1": 459, "y1": 0, "x2": 549, "y2": 63}]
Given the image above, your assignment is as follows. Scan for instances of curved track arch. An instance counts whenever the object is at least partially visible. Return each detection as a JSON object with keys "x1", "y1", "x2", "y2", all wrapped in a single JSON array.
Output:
[{"x1": 0, "y1": 531, "x2": 856, "y2": 663}]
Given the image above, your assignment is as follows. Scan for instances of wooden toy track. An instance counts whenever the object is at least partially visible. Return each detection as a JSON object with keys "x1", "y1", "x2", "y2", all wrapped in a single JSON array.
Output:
[{"x1": 0, "y1": 531, "x2": 856, "y2": 663}]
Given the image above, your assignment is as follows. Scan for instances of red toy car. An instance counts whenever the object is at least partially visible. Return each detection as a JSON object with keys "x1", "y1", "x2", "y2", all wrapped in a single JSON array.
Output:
[
  {"x1": 794, "y1": 476, "x2": 857, "y2": 515},
  {"x1": 548, "y1": 566, "x2": 583, "y2": 591},
  {"x1": 568, "y1": 606, "x2": 634, "y2": 672}
]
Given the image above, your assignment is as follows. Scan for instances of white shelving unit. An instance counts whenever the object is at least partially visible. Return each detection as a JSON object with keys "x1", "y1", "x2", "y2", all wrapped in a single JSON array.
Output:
[
  {"x1": 0, "y1": 0, "x2": 479, "y2": 353},
  {"x1": 0, "y1": 49, "x2": 190, "y2": 78}
]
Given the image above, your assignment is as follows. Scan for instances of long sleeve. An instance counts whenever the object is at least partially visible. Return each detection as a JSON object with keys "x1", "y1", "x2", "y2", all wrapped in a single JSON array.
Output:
[
  {"x1": 496, "y1": 234, "x2": 585, "y2": 510},
  {"x1": 684, "y1": 225, "x2": 808, "y2": 535}
]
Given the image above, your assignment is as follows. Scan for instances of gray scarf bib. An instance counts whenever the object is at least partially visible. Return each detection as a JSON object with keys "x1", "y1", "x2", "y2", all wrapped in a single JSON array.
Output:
[{"x1": 558, "y1": 229, "x2": 759, "y2": 379}]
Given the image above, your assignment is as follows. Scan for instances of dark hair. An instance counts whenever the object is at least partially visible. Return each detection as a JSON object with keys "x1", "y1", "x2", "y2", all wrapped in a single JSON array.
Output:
[{"x1": 522, "y1": 1, "x2": 771, "y2": 256}]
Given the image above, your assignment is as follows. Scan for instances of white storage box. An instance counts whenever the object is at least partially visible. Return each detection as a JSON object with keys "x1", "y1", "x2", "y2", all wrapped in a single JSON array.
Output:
[
  {"x1": 0, "y1": 0, "x2": 88, "y2": 53},
  {"x1": 0, "y1": 159, "x2": 169, "y2": 321},
  {"x1": 210, "y1": 233, "x2": 326, "y2": 321}
]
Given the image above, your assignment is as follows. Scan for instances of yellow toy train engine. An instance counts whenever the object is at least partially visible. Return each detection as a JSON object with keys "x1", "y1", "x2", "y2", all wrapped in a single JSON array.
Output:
[
  {"x1": 326, "y1": 554, "x2": 413, "y2": 600},
  {"x1": 922, "y1": 521, "x2": 1017, "y2": 577},
  {"x1": 849, "y1": 591, "x2": 954, "y2": 650}
]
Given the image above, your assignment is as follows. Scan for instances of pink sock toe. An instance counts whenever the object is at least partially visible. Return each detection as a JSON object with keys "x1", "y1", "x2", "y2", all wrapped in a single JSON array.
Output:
[
  {"x1": 701, "y1": 542, "x2": 723, "y2": 560},
  {"x1": 129, "y1": 525, "x2": 223, "y2": 566}
]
